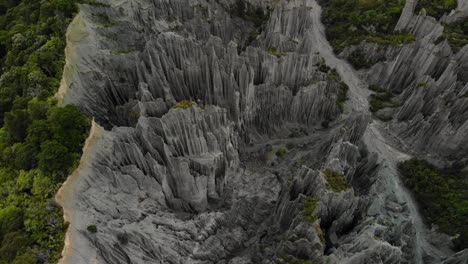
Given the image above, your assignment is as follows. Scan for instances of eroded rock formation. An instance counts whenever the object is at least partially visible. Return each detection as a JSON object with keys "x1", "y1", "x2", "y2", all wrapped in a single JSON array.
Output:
[{"x1": 57, "y1": 0, "x2": 468, "y2": 263}]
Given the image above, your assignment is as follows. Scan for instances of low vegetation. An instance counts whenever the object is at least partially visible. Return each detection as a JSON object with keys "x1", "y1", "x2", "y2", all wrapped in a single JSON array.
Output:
[
  {"x1": 415, "y1": 0, "x2": 457, "y2": 20},
  {"x1": 172, "y1": 100, "x2": 195, "y2": 109},
  {"x1": 86, "y1": 225, "x2": 97, "y2": 233},
  {"x1": 398, "y1": 159, "x2": 468, "y2": 250},
  {"x1": 436, "y1": 18, "x2": 468, "y2": 51},
  {"x1": 417, "y1": 81, "x2": 427, "y2": 87},
  {"x1": 319, "y1": 0, "x2": 415, "y2": 53},
  {"x1": 0, "y1": 0, "x2": 92, "y2": 263},
  {"x1": 267, "y1": 47, "x2": 286, "y2": 58},
  {"x1": 336, "y1": 82, "x2": 349, "y2": 113},
  {"x1": 322, "y1": 168, "x2": 349, "y2": 192},
  {"x1": 303, "y1": 196, "x2": 319, "y2": 223},
  {"x1": 276, "y1": 148, "x2": 287, "y2": 157},
  {"x1": 347, "y1": 49, "x2": 373, "y2": 69},
  {"x1": 369, "y1": 90, "x2": 398, "y2": 113},
  {"x1": 317, "y1": 60, "x2": 349, "y2": 113}
]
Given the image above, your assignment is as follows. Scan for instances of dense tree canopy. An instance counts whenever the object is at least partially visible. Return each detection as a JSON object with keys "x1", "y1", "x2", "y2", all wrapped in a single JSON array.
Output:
[
  {"x1": 399, "y1": 159, "x2": 468, "y2": 250},
  {"x1": 0, "y1": 0, "x2": 92, "y2": 263},
  {"x1": 319, "y1": 0, "x2": 414, "y2": 53}
]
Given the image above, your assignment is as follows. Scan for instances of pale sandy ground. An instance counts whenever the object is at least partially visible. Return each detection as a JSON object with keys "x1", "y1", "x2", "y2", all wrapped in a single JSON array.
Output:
[{"x1": 55, "y1": 120, "x2": 104, "y2": 264}]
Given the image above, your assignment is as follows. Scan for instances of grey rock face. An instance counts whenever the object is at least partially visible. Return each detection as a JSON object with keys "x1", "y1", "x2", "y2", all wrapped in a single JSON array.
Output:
[
  {"x1": 365, "y1": 10, "x2": 468, "y2": 161},
  {"x1": 57, "y1": 0, "x2": 468, "y2": 264}
]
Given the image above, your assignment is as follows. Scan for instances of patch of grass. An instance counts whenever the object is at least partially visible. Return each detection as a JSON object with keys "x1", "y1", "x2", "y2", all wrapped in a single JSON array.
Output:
[
  {"x1": 276, "y1": 148, "x2": 287, "y2": 157},
  {"x1": 172, "y1": 100, "x2": 195, "y2": 109},
  {"x1": 303, "y1": 196, "x2": 319, "y2": 223},
  {"x1": 398, "y1": 159, "x2": 468, "y2": 250},
  {"x1": 267, "y1": 47, "x2": 286, "y2": 58},
  {"x1": 322, "y1": 168, "x2": 348, "y2": 192},
  {"x1": 417, "y1": 81, "x2": 427, "y2": 87},
  {"x1": 87, "y1": 225, "x2": 97, "y2": 233}
]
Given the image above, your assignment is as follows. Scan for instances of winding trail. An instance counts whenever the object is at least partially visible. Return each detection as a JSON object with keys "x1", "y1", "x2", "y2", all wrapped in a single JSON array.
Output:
[{"x1": 307, "y1": 0, "x2": 451, "y2": 263}]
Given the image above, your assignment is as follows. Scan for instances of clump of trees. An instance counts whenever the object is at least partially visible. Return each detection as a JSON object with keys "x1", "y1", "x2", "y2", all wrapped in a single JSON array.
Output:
[
  {"x1": 416, "y1": 0, "x2": 457, "y2": 19},
  {"x1": 0, "y1": 0, "x2": 93, "y2": 263},
  {"x1": 322, "y1": 168, "x2": 348, "y2": 192},
  {"x1": 319, "y1": 0, "x2": 415, "y2": 53},
  {"x1": 437, "y1": 18, "x2": 468, "y2": 51},
  {"x1": 398, "y1": 159, "x2": 468, "y2": 250}
]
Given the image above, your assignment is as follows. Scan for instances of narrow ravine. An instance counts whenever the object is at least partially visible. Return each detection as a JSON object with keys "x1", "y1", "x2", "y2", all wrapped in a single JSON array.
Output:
[{"x1": 307, "y1": 0, "x2": 451, "y2": 263}]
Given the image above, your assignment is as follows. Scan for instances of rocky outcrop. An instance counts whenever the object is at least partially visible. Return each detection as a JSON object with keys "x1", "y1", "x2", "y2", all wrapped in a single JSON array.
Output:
[{"x1": 365, "y1": 6, "x2": 468, "y2": 161}]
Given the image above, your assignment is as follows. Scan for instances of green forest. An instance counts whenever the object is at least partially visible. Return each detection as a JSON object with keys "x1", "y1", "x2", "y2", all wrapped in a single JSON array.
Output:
[
  {"x1": 318, "y1": 0, "x2": 414, "y2": 53},
  {"x1": 0, "y1": 0, "x2": 91, "y2": 263},
  {"x1": 399, "y1": 159, "x2": 468, "y2": 250}
]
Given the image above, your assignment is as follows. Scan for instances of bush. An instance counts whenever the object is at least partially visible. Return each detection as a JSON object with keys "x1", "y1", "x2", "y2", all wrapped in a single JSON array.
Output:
[
  {"x1": 87, "y1": 225, "x2": 98, "y2": 233},
  {"x1": 172, "y1": 100, "x2": 195, "y2": 109},
  {"x1": 417, "y1": 81, "x2": 427, "y2": 87},
  {"x1": 398, "y1": 159, "x2": 468, "y2": 250},
  {"x1": 303, "y1": 196, "x2": 319, "y2": 223},
  {"x1": 266, "y1": 47, "x2": 286, "y2": 58},
  {"x1": 347, "y1": 49, "x2": 373, "y2": 69},
  {"x1": 322, "y1": 168, "x2": 349, "y2": 192},
  {"x1": 336, "y1": 82, "x2": 349, "y2": 113},
  {"x1": 369, "y1": 91, "x2": 397, "y2": 113},
  {"x1": 276, "y1": 148, "x2": 287, "y2": 157}
]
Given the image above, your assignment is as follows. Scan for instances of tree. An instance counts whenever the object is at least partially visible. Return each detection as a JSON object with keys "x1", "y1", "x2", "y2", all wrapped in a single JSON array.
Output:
[
  {"x1": 36, "y1": 140, "x2": 73, "y2": 176},
  {"x1": 16, "y1": 169, "x2": 36, "y2": 192},
  {"x1": 27, "y1": 99, "x2": 49, "y2": 120},
  {"x1": 0, "y1": 232, "x2": 31, "y2": 262},
  {"x1": 48, "y1": 105, "x2": 90, "y2": 153},
  {"x1": 4, "y1": 109, "x2": 30, "y2": 142},
  {"x1": 13, "y1": 143, "x2": 37, "y2": 170},
  {"x1": 26, "y1": 120, "x2": 52, "y2": 148},
  {"x1": 0, "y1": 206, "x2": 23, "y2": 241},
  {"x1": 12, "y1": 248, "x2": 37, "y2": 264},
  {"x1": 31, "y1": 173, "x2": 52, "y2": 197}
]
